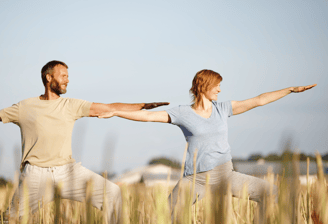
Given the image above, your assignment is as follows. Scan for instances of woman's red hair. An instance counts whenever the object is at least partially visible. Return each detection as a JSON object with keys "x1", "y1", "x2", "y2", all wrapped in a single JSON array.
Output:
[{"x1": 190, "y1": 70, "x2": 222, "y2": 107}]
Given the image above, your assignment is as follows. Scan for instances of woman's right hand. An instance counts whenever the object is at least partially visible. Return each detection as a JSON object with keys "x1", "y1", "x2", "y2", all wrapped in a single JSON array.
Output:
[{"x1": 98, "y1": 111, "x2": 115, "y2": 119}]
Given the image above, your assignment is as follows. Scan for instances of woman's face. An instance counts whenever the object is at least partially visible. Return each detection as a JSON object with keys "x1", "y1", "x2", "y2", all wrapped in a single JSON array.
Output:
[{"x1": 204, "y1": 82, "x2": 221, "y2": 101}]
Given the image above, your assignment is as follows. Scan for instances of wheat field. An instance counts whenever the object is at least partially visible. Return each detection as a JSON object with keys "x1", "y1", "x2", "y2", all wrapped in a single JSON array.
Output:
[{"x1": 0, "y1": 154, "x2": 327, "y2": 224}]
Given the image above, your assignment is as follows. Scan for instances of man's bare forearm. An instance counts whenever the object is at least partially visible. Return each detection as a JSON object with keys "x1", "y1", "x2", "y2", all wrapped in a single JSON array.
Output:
[
  {"x1": 109, "y1": 103, "x2": 146, "y2": 111},
  {"x1": 89, "y1": 102, "x2": 169, "y2": 117},
  {"x1": 89, "y1": 102, "x2": 145, "y2": 117},
  {"x1": 109, "y1": 102, "x2": 169, "y2": 111},
  {"x1": 258, "y1": 87, "x2": 293, "y2": 106}
]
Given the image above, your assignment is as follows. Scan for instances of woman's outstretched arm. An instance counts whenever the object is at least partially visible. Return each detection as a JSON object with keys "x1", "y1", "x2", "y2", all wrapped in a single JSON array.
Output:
[
  {"x1": 98, "y1": 110, "x2": 171, "y2": 123},
  {"x1": 231, "y1": 84, "x2": 317, "y2": 115}
]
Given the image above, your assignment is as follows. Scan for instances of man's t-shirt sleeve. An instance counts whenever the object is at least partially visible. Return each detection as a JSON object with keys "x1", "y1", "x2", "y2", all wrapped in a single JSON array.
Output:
[
  {"x1": 68, "y1": 98, "x2": 93, "y2": 120},
  {"x1": 165, "y1": 106, "x2": 181, "y2": 125},
  {"x1": 0, "y1": 103, "x2": 20, "y2": 124},
  {"x1": 214, "y1": 101, "x2": 233, "y2": 118}
]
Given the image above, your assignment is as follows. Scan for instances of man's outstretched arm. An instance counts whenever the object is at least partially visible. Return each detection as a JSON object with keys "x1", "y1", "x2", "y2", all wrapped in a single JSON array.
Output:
[{"x1": 89, "y1": 102, "x2": 169, "y2": 117}]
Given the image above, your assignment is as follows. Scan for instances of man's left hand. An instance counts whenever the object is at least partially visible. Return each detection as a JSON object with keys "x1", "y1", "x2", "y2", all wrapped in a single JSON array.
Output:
[{"x1": 143, "y1": 102, "x2": 170, "y2": 110}]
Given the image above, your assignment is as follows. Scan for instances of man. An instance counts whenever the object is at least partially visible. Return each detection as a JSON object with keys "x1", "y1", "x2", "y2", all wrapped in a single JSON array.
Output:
[{"x1": 0, "y1": 60, "x2": 169, "y2": 223}]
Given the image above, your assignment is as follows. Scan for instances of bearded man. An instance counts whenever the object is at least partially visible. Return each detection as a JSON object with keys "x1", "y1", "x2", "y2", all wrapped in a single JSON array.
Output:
[{"x1": 0, "y1": 60, "x2": 169, "y2": 223}]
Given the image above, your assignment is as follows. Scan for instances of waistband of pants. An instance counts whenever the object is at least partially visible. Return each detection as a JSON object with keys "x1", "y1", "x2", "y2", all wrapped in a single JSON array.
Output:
[{"x1": 22, "y1": 161, "x2": 78, "y2": 173}]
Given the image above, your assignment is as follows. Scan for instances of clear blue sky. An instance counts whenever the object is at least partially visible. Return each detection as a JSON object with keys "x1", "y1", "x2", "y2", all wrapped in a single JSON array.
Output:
[{"x1": 0, "y1": 0, "x2": 327, "y2": 179}]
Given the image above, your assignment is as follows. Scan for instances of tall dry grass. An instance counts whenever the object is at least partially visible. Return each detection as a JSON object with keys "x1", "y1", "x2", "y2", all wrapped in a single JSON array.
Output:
[{"x1": 0, "y1": 153, "x2": 327, "y2": 224}]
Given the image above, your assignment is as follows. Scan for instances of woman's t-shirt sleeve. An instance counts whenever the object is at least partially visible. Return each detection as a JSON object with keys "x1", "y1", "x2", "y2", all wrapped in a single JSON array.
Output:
[
  {"x1": 165, "y1": 106, "x2": 181, "y2": 125},
  {"x1": 214, "y1": 101, "x2": 233, "y2": 118}
]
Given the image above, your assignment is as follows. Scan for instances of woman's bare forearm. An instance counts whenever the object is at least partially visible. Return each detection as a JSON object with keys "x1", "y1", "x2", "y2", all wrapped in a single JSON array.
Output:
[
  {"x1": 232, "y1": 84, "x2": 316, "y2": 115},
  {"x1": 113, "y1": 110, "x2": 170, "y2": 123},
  {"x1": 258, "y1": 87, "x2": 293, "y2": 106},
  {"x1": 114, "y1": 110, "x2": 151, "y2": 122}
]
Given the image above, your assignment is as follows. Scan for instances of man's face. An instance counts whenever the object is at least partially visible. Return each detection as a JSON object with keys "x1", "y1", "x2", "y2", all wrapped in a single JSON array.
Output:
[{"x1": 50, "y1": 65, "x2": 69, "y2": 95}]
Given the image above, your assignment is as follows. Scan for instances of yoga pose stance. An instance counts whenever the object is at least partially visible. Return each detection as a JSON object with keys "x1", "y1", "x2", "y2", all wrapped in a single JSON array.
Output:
[
  {"x1": 99, "y1": 69, "x2": 316, "y2": 221},
  {"x1": 0, "y1": 60, "x2": 168, "y2": 223}
]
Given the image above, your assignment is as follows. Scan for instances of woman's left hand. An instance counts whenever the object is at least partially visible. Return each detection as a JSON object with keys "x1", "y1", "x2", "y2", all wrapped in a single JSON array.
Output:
[
  {"x1": 98, "y1": 112, "x2": 115, "y2": 119},
  {"x1": 291, "y1": 84, "x2": 317, "y2": 93}
]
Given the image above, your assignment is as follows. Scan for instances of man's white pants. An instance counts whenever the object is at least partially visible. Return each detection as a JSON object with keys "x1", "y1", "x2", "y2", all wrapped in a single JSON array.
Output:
[{"x1": 10, "y1": 162, "x2": 122, "y2": 223}]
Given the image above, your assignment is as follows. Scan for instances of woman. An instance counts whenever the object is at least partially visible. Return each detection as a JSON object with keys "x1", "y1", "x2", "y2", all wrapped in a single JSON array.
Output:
[{"x1": 99, "y1": 70, "x2": 316, "y2": 219}]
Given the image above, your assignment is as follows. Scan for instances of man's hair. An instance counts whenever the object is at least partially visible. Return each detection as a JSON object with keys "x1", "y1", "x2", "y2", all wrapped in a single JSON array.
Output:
[
  {"x1": 41, "y1": 60, "x2": 68, "y2": 86},
  {"x1": 190, "y1": 69, "x2": 223, "y2": 107}
]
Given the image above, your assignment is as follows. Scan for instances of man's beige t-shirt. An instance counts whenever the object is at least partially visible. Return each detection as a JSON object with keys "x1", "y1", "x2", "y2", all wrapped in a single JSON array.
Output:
[{"x1": 0, "y1": 97, "x2": 92, "y2": 171}]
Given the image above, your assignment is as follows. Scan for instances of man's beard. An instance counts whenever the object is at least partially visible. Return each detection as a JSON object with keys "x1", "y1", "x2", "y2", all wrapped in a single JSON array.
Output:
[{"x1": 50, "y1": 79, "x2": 67, "y2": 95}]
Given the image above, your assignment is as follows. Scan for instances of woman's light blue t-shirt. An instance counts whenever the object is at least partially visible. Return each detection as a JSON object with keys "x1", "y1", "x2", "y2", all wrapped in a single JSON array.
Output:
[{"x1": 166, "y1": 101, "x2": 233, "y2": 176}]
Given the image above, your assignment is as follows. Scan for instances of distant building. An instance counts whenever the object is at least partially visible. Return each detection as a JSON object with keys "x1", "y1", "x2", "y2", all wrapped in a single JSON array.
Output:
[
  {"x1": 233, "y1": 161, "x2": 319, "y2": 176},
  {"x1": 112, "y1": 164, "x2": 181, "y2": 186},
  {"x1": 233, "y1": 160, "x2": 323, "y2": 186},
  {"x1": 113, "y1": 161, "x2": 325, "y2": 187}
]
